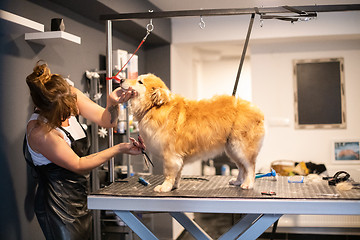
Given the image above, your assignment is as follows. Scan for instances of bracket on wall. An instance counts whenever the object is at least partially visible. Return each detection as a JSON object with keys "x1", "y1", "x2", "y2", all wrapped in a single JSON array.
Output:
[{"x1": 260, "y1": 5, "x2": 317, "y2": 23}]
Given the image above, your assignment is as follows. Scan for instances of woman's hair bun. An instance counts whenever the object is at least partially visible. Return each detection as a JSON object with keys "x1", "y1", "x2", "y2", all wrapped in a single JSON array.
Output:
[
  {"x1": 36, "y1": 68, "x2": 44, "y2": 77},
  {"x1": 33, "y1": 61, "x2": 51, "y2": 84}
]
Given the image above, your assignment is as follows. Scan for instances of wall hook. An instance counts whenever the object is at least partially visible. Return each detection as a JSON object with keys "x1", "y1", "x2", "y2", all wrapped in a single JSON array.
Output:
[
  {"x1": 199, "y1": 15, "x2": 205, "y2": 29},
  {"x1": 260, "y1": 16, "x2": 264, "y2": 27},
  {"x1": 146, "y1": 10, "x2": 154, "y2": 33}
]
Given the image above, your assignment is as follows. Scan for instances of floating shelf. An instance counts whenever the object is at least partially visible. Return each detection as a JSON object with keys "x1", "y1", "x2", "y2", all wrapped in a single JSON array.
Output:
[
  {"x1": 25, "y1": 31, "x2": 81, "y2": 44},
  {"x1": 0, "y1": 9, "x2": 44, "y2": 33}
]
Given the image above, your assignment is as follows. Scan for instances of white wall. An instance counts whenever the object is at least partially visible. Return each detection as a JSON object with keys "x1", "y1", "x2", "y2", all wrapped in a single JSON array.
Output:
[
  {"x1": 171, "y1": 11, "x2": 360, "y2": 179},
  {"x1": 197, "y1": 56, "x2": 252, "y2": 101},
  {"x1": 251, "y1": 38, "x2": 360, "y2": 180},
  {"x1": 170, "y1": 44, "x2": 252, "y2": 100}
]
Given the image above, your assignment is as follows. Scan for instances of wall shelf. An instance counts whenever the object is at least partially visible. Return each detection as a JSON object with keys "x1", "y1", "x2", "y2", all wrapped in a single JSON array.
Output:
[
  {"x1": 0, "y1": 9, "x2": 44, "y2": 33},
  {"x1": 25, "y1": 31, "x2": 81, "y2": 44},
  {"x1": 0, "y1": 10, "x2": 81, "y2": 44}
]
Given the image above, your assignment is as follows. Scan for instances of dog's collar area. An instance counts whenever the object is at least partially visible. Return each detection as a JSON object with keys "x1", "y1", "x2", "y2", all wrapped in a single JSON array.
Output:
[{"x1": 137, "y1": 105, "x2": 156, "y2": 122}]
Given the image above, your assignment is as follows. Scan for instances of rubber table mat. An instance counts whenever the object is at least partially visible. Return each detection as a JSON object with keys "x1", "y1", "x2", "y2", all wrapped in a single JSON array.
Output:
[{"x1": 91, "y1": 175, "x2": 360, "y2": 200}]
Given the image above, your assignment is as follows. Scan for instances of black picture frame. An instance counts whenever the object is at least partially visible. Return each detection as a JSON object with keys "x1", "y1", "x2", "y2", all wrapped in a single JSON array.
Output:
[{"x1": 293, "y1": 58, "x2": 346, "y2": 129}]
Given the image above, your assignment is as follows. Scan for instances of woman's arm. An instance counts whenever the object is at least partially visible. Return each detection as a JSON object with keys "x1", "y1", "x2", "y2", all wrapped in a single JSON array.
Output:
[
  {"x1": 73, "y1": 86, "x2": 136, "y2": 128},
  {"x1": 30, "y1": 127, "x2": 144, "y2": 175}
]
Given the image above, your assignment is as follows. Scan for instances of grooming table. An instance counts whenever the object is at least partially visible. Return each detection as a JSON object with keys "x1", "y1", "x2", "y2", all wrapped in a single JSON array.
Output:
[{"x1": 88, "y1": 175, "x2": 360, "y2": 240}]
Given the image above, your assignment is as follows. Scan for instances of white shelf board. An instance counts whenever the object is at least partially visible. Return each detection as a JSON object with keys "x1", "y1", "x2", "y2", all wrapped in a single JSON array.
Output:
[
  {"x1": 25, "y1": 31, "x2": 81, "y2": 44},
  {"x1": 0, "y1": 9, "x2": 44, "y2": 33}
]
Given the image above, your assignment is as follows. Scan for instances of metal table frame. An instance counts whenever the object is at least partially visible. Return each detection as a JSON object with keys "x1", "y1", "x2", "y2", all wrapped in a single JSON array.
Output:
[
  {"x1": 99, "y1": 5, "x2": 360, "y2": 239},
  {"x1": 103, "y1": 4, "x2": 360, "y2": 182},
  {"x1": 88, "y1": 195, "x2": 360, "y2": 239}
]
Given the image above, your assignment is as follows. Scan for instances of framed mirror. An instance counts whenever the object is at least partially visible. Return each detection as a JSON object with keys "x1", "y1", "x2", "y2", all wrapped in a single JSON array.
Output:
[{"x1": 293, "y1": 58, "x2": 346, "y2": 129}]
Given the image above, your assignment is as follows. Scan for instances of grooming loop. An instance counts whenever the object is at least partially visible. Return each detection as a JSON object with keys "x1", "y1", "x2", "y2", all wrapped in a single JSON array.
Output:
[
  {"x1": 106, "y1": 11, "x2": 154, "y2": 82},
  {"x1": 144, "y1": 10, "x2": 154, "y2": 40}
]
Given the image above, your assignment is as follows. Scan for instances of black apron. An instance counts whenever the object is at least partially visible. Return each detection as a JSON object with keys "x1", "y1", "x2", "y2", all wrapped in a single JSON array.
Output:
[{"x1": 23, "y1": 120, "x2": 91, "y2": 240}]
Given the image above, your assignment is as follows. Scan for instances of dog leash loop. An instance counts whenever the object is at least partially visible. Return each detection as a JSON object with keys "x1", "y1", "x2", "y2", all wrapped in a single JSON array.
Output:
[{"x1": 106, "y1": 11, "x2": 154, "y2": 82}]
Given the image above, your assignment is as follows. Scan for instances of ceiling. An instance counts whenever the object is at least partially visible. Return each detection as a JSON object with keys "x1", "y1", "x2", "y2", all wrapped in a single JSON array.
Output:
[
  {"x1": 147, "y1": 0, "x2": 360, "y2": 11},
  {"x1": 147, "y1": 0, "x2": 360, "y2": 59}
]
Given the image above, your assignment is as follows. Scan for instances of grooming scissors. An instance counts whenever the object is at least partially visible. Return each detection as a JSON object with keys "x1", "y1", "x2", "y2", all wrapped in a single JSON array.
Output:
[{"x1": 137, "y1": 135, "x2": 154, "y2": 168}]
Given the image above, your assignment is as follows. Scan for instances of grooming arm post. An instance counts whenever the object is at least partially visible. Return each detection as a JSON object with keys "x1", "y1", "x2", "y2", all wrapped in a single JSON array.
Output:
[
  {"x1": 106, "y1": 20, "x2": 115, "y2": 183},
  {"x1": 232, "y1": 13, "x2": 255, "y2": 96}
]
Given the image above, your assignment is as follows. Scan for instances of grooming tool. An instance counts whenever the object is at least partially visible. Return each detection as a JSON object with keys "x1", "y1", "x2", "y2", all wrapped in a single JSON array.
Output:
[
  {"x1": 288, "y1": 176, "x2": 304, "y2": 183},
  {"x1": 131, "y1": 135, "x2": 154, "y2": 169},
  {"x1": 323, "y1": 171, "x2": 350, "y2": 186},
  {"x1": 317, "y1": 193, "x2": 340, "y2": 197},
  {"x1": 142, "y1": 150, "x2": 154, "y2": 168},
  {"x1": 261, "y1": 191, "x2": 276, "y2": 196},
  {"x1": 138, "y1": 177, "x2": 150, "y2": 186},
  {"x1": 115, "y1": 180, "x2": 129, "y2": 183},
  {"x1": 255, "y1": 168, "x2": 277, "y2": 180},
  {"x1": 137, "y1": 135, "x2": 154, "y2": 168},
  {"x1": 182, "y1": 177, "x2": 209, "y2": 181}
]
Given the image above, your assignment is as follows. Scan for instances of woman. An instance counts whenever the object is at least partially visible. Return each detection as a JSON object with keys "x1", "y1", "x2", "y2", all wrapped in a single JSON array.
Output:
[{"x1": 25, "y1": 61, "x2": 145, "y2": 240}]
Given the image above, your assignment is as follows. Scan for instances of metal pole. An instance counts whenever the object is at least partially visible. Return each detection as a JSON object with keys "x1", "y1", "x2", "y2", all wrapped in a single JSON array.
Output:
[
  {"x1": 90, "y1": 74, "x2": 101, "y2": 240},
  {"x1": 126, "y1": 105, "x2": 131, "y2": 178},
  {"x1": 90, "y1": 75, "x2": 100, "y2": 189},
  {"x1": 106, "y1": 20, "x2": 115, "y2": 183},
  {"x1": 232, "y1": 13, "x2": 255, "y2": 96},
  {"x1": 100, "y1": 4, "x2": 360, "y2": 21}
]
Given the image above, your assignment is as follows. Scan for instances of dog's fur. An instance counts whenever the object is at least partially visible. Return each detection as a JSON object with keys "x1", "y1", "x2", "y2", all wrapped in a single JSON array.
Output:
[{"x1": 121, "y1": 74, "x2": 265, "y2": 192}]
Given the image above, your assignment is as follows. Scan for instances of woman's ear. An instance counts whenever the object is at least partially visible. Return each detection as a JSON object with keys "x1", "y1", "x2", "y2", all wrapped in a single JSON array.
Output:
[{"x1": 151, "y1": 88, "x2": 169, "y2": 106}]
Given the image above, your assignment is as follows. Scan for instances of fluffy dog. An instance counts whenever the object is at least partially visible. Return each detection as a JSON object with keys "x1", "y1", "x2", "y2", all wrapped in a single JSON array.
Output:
[{"x1": 120, "y1": 74, "x2": 265, "y2": 192}]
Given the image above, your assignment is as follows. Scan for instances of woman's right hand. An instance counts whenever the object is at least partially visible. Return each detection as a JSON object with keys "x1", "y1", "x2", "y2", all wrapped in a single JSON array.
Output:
[
  {"x1": 120, "y1": 137, "x2": 146, "y2": 155},
  {"x1": 109, "y1": 87, "x2": 138, "y2": 105}
]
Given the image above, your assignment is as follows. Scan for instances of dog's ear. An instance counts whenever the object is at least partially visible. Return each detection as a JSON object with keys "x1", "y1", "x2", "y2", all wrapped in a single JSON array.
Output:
[{"x1": 151, "y1": 87, "x2": 169, "y2": 106}]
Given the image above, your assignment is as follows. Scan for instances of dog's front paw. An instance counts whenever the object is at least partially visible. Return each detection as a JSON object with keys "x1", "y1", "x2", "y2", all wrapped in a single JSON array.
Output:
[
  {"x1": 240, "y1": 182, "x2": 254, "y2": 190},
  {"x1": 154, "y1": 183, "x2": 173, "y2": 192}
]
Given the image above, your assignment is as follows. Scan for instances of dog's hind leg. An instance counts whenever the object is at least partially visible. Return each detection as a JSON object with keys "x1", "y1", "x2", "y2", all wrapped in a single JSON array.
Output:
[
  {"x1": 225, "y1": 138, "x2": 261, "y2": 190},
  {"x1": 154, "y1": 154, "x2": 183, "y2": 192},
  {"x1": 173, "y1": 165, "x2": 184, "y2": 190},
  {"x1": 226, "y1": 157, "x2": 246, "y2": 186},
  {"x1": 238, "y1": 156, "x2": 256, "y2": 190}
]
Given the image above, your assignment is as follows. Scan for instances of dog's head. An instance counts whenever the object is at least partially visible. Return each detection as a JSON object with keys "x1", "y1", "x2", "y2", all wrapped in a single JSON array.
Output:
[{"x1": 120, "y1": 74, "x2": 171, "y2": 119}]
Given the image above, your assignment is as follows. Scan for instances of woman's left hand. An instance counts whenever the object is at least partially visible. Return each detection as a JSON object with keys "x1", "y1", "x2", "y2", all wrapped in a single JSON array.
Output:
[{"x1": 109, "y1": 87, "x2": 138, "y2": 105}]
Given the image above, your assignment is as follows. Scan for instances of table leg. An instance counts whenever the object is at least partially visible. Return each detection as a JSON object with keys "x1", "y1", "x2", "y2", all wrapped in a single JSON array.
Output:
[
  {"x1": 114, "y1": 211, "x2": 158, "y2": 240},
  {"x1": 170, "y1": 212, "x2": 212, "y2": 240},
  {"x1": 218, "y1": 214, "x2": 262, "y2": 240},
  {"x1": 236, "y1": 214, "x2": 282, "y2": 240}
]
